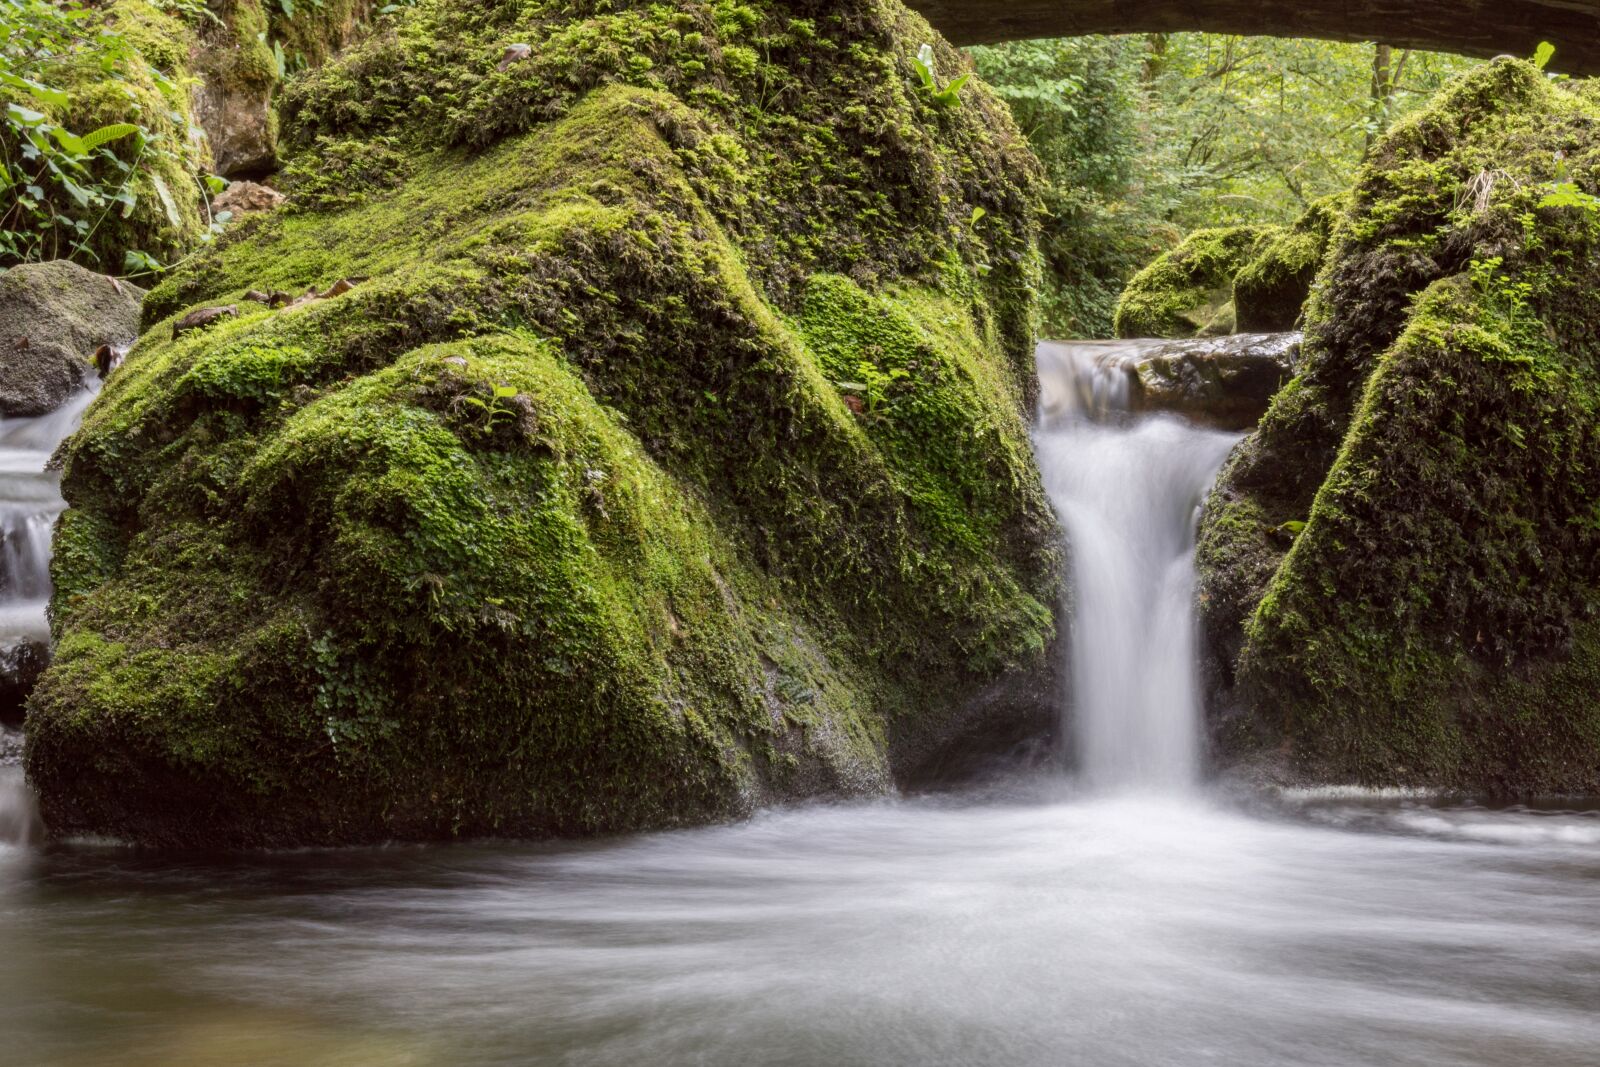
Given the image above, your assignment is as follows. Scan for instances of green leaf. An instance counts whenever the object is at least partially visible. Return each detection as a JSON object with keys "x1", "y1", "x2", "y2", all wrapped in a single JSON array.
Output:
[
  {"x1": 934, "y1": 73, "x2": 970, "y2": 106},
  {"x1": 5, "y1": 103, "x2": 48, "y2": 126},
  {"x1": 150, "y1": 173, "x2": 182, "y2": 229},
  {"x1": 1534, "y1": 41, "x2": 1556, "y2": 71},
  {"x1": 80, "y1": 123, "x2": 140, "y2": 152},
  {"x1": 493, "y1": 385, "x2": 518, "y2": 398},
  {"x1": 58, "y1": 177, "x2": 92, "y2": 208},
  {"x1": 49, "y1": 126, "x2": 86, "y2": 155}
]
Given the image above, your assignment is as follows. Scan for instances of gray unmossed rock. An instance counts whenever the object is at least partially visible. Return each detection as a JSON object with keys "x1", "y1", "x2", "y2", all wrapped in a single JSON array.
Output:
[
  {"x1": 0, "y1": 261, "x2": 143, "y2": 418},
  {"x1": 1131, "y1": 333, "x2": 1299, "y2": 430}
]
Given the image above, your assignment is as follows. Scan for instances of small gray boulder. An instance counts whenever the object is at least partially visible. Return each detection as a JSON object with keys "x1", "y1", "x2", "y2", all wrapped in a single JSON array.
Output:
[{"x1": 0, "y1": 261, "x2": 143, "y2": 417}]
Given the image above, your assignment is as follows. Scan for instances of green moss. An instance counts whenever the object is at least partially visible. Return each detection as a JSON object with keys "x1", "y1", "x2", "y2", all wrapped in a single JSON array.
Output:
[
  {"x1": 1112, "y1": 225, "x2": 1277, "y2": 339},
  {"x1": 1232, "y1": 195, "x2": 1343, "y2": 332},
  {"x1": 270, "y1": 0, "x2": 369, "y2": 70},
  {"x1": 28, "y1": 1, "x2": 1060, "y2": 846},
  {"x1": 20, "y1": 1, "x2": 210, "y2": 268},
  {"x1": 1198, "y1": 59, "x2": 1600, "y2": 794}
]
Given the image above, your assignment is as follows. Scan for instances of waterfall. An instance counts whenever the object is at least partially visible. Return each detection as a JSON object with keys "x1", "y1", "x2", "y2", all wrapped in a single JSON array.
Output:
[
  {"x1": 0, "y1": 387, "x2": 93, "y2": 845},
  {"x1": 1033, "y1": 341, "x2": 1242, "y2": 790},
  {"x1": 0, "y1": 386, "x2": 97, "y2": 718}
]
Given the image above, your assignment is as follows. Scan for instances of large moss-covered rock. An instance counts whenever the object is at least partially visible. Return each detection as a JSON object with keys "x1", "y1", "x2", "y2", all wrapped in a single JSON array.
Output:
[
  {"x1": 0, "y1": 261, "x2": 141, "y2": 417},
  {"x1": 1198, "y1": 59, "x2": 1600, "y2": 794},
  {"x1": 1112, "y1": 225, "x2": 1276, "y2": 339},
  {"x1": 25, "y1": 0, "x2": 1061, "y2": 847},
  {"x1": 1232, "y1": 195, "x2": 1341, "y2": 332}
]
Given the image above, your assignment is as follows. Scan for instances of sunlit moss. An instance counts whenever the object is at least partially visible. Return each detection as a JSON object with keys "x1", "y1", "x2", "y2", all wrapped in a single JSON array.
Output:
[{"x1": 28, "y1": 1, "x2": 1062, "y2": 846}]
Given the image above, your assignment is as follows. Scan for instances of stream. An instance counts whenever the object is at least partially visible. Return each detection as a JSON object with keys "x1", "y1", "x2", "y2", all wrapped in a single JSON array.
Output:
[{"x1": 1, "y1": 344, "x2": 1597, "y2": 1066}]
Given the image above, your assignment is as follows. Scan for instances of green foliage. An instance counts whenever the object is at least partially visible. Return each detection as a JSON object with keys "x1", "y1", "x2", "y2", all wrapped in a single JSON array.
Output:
[
  {"x1": 970, "y1": 36, "x2": 1167, "y2": 337},
  {"x1": 834, "y1": 359, "x2": 908, "y2": 415},
  {"x1": 973, "y1": 33, "x2": 1475, "y2": 336},
  {"x1": 912, "y1": 43, "x2": 969, "y2": 107},
  {"x1": 0, "y1": 0, "x2": 212, "y2": 270}
]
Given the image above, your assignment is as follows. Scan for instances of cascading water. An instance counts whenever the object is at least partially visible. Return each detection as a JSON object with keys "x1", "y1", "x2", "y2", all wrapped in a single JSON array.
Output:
[
  {"x1": 1033, "y1": 340, "x2": 1243, "y2": 790},
  {"x1": 0, "y1": 385, "x2": 97, "y2": 845}
]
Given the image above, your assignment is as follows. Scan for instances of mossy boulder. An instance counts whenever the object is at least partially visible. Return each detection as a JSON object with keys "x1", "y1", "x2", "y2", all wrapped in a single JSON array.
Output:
[
  {"x1": 1197, "y1": 59, "x2": 1600, "y2": 795},
  {"x1": 0, "y1": 261, "x2": 141, "y2": 417},
  {"x1": 1112, "y1": 225, "x2": 1276, "y2": 339},
  {"x1": 1232, "y1": 195, "x2": 1342, "y2": 332},
  {"x1": 25, "y1": 0, "x2": 1061, "y2": 847}
]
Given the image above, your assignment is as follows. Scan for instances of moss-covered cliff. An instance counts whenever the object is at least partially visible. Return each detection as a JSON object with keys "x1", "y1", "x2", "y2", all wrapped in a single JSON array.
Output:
[
  {"x1": 25, "y1": 0, "x2": 1061, "y2": 846},
  {"x1": 1197, "y1": 59, "x2": 1600, "y2": 794}
]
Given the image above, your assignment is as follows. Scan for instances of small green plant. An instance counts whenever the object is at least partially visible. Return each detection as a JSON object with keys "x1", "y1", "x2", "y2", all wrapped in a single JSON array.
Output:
[
  {"x1": 1469, "y1": 255, "x2": 1541, "y2": 349},
  {"x1": 460, "y1": 383, "x2": 522, "y2": 430},
  {"x1": 913, "y1": 44, "x2": 969, "y2": 107},
  {"x1": 1533, "y1": 41, "x2": 1556, "y2": 71},
  {"x1": 1537, "y1": 153, "x2": 1600, "y2": 214},
  {"x1": 835, "y1": 359, "x2": 909, "y2": 415}
]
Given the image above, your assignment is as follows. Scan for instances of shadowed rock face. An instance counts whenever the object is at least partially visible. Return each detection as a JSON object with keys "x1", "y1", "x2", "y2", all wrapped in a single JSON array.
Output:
[{"x1": 908, "y1": 0, "x2": 1600, "y2": 73}]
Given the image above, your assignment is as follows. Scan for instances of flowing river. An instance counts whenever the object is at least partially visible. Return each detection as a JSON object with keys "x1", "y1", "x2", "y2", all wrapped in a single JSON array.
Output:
[{"x1": 1, "y1": 345, "x2": 1598, "y2": 1066}]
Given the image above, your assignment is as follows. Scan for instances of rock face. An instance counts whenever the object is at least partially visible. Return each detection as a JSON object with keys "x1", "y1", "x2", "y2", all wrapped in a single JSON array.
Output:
[
  {"x1": 1197, "y1": 60, "x2": 1600, "y2": 795},
  {"x1": 193, "y1": 68, "x2": 278, "y2": 179},
  {"x1": 1232, "y1": 197, "x2": 1339, "y2": 333},
  {"x1": 0, "y1": 642, "x2": 48, "y2": 727},
  {"x1": 1130, "y1": 333, "x2": 1299, "y2": 429},
  {"x1": 1112, "y1": 226, "x2": 1276, "y2": 339},
  {"x1": 26, "y1": 0, "x2": 1062, "y2": 848},
  {"x1": 0, "y1": 262, "x2": 142, "y2": 417},
  {"x1": 191, "y1": 0, "x2": 371, "y2": 178}
]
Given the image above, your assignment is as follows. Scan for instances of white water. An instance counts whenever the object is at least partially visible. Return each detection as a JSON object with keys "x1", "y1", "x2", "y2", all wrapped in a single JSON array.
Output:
[
  {"x1": 1034, "y1": 341, "x2": 1240, "y2": 788},
  {"x1": 0, "y1": 387, "x2": 97, "y2": 655},
  {"x1": 0, "y1": 386, "x2": 96, "y2": 843},
  {"x1": 1, "y1": 344, "x2": 1598, "y2": 1065}
]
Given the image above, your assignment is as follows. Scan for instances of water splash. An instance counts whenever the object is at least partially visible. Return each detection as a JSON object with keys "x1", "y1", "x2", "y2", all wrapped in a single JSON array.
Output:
[
  {"x1": 0, "y1": 386, "x2": 97, "y2": 844},
  {"x1": 0, "y1": 385, "x2": 96, "y2": 646},
  {"x1": 1034, "y1": 341, "x2": 1242, "y2": 790}
]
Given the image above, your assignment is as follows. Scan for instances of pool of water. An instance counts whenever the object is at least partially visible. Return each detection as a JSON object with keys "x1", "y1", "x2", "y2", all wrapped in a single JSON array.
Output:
[{"x1": 3, "y1": 769, "x2": 1597, "y2": 1066}]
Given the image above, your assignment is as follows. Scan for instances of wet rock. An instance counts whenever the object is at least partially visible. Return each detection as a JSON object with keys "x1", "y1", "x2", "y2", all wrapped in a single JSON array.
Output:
[
  {"x1": 0, "y1": 261, "x2": 143, "y2": 417},
  {"x1": 0, "y1": 726, "x2": 22, "y2": 765},
  {"x1": 1130, "y1": 333, "x2": 1300, "y2": 430},
  {"x1": 0, "y1": 641, "x2": 49, "y2": 727}
]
